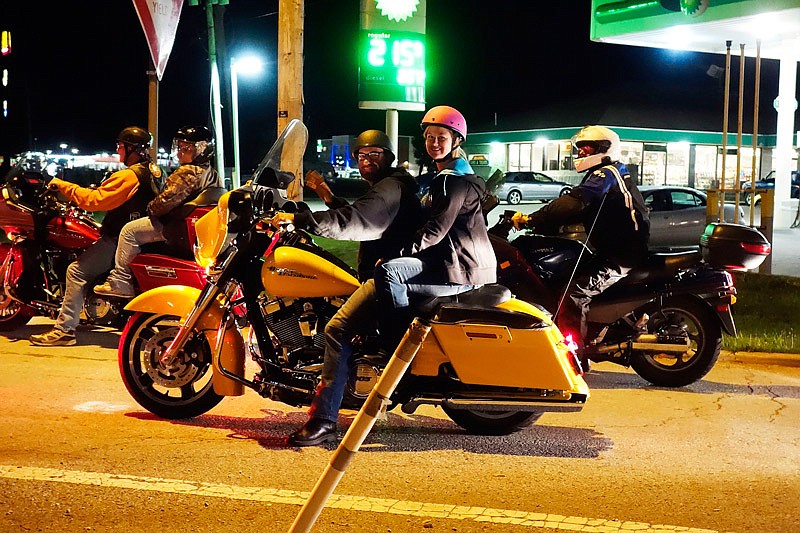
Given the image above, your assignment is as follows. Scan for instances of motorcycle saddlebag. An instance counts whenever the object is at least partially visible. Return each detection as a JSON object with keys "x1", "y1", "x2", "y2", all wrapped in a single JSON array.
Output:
[
  {"x1": 412, "y1": 304, "x2": 585, "y2": 393},
  {"x1": 700, "y1": 222, "x2": 770, "y2": 271}
]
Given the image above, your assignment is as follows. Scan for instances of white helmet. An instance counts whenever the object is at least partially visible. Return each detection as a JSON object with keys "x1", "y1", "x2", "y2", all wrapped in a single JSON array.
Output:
[{"x1": 572, "y1": 125, "x2": 621, "y2": 172}]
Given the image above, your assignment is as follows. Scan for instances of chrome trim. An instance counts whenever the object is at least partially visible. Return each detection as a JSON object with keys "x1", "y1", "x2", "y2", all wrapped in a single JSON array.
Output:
[{"x1": 144, "y1": 266, "x2": 178, "y2": 278}]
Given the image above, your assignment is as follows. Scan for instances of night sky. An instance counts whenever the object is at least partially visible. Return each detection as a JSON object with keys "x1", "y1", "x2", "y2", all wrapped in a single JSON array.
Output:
[{"x1": 1, "y1": 1, "x2": 787, "y2": 172}]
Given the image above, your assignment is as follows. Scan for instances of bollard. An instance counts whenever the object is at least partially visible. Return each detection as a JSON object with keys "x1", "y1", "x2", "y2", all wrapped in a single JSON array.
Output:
[
  {"x1": 289, "y1": 319, "x2": 432, "y2": 533},
  {"x1": 758, "y1": 189, "x2": 774, "y2": 274},
  {"x1": 706, "y1": 188, "x2": 720, "y2": 225}
]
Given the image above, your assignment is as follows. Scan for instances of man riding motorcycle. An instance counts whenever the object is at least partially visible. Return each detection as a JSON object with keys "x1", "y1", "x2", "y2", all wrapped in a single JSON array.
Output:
[
  {"x1": 270, "y1": 129, "x2": 422, "y2": 446},
  {"x1": 511, "y1": 125, "x2": 649, "y2": 366},
  {"x1": 30, "y1": 126, "x2": 160, "y2": 346},
  {"x1": 95, "y1": 126, "x2": 221, "y2": 298}
]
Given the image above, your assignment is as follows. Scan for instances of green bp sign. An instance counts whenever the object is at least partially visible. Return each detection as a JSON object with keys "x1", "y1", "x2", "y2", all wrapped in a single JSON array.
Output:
[{"x1": 358, "y1": 0, "x2": 426, "y2": 111}]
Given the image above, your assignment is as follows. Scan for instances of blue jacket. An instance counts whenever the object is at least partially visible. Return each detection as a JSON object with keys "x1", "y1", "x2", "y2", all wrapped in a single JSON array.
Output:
[{"x1": 528, "y1": 161, "x2": 649, "y2": 266}]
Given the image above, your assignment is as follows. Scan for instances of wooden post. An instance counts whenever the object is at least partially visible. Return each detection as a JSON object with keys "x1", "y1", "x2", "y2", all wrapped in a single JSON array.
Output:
[
  {"x1": 147, "y1": 58, "x2": 159, "y2": 162},
  {"x1": 278, "y1": 0, "x2": 304, "y2": 201}
]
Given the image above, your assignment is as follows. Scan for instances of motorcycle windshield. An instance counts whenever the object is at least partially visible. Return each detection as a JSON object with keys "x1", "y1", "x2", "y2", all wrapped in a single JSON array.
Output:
[
  {"x1": 251, "y1": 119, "x2": 308, "y2": 189},
  {"x1": 193, "y1": 190, "x2": 232, "y2": 268}
]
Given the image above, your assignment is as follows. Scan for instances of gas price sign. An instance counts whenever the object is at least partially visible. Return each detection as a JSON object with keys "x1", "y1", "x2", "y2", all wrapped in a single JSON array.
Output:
[{"x1": 358, "y1": 0, "x2": 426, "y2": 111}]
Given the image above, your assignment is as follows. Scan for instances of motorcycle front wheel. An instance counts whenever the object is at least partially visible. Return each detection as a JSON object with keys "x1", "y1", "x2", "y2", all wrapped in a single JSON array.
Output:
[
  {"x1": 630, "y1": 297, "x2": 722, "y2": 387},
  {"x1": 0, "y1": 294, "x2": 32, "y2": 331},
  {"x1": 119, "y1": 312, "x2": 223, "y2": 419},
  {"x1": 442, "y1": 407, "x2": 541, "y2": 435}
]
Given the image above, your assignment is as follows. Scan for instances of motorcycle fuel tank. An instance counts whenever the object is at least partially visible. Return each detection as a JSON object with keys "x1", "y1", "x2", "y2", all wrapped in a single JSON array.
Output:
[
  {"x1": 261, "y1": 246, "x2": 360, "y2": 298},
  {"x1": 46, "y1": 216, "x2": 100, "y2": 250}
]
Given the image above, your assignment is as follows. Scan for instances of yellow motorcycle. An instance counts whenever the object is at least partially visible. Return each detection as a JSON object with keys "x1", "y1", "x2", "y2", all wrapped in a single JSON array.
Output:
[{"x1": 118, "y1": 120, "x2": 589, "y2": 435}]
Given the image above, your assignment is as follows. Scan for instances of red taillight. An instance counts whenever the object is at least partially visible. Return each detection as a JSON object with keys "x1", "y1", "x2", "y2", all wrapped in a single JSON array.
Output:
[
  {"x1": 740, "y1": 242, "x2": 771, "y2": 255},
  {"x1": 562, "y1": 333, "x2": 584, "y2": 375}
]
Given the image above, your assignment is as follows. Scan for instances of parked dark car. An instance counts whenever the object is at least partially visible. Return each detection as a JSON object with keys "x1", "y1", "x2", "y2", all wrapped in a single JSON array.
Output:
[
  {"x1": 496, "y1": 171, "x2": 572, "y2": 204},
  {"x1": 743, "y1": 170, "x2": 800, "y2": 205}
]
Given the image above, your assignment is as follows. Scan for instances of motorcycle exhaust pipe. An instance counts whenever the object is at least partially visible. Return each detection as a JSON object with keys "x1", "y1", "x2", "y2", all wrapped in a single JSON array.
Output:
[
  {"x1": 401, "y1": 396, "x2": 585, "y2": 415},
  {"x1": 593, "y1": 334, "x2": 690, "y2": 355}
]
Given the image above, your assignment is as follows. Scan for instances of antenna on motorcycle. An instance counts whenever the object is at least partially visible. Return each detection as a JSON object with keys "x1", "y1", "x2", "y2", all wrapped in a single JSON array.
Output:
[{"x1": 553, "y1": 192, "x2": 608, "y2": 322}]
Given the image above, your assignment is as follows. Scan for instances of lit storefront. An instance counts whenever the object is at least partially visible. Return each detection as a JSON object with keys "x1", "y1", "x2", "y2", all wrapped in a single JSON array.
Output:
[{"x1": 465, "y1": 126, "x2": 783, "y2": 191}]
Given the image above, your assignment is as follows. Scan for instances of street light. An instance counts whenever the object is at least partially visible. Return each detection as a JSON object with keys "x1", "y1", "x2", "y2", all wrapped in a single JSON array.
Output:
[{"x1": 230, "y1": 55, "x2": 265, "y2": 189}]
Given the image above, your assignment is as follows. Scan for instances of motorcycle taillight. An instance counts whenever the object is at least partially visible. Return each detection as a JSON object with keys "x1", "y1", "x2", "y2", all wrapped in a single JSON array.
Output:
[{"x1": 562, "y1": 333, "x2": 584, "y2": 375}]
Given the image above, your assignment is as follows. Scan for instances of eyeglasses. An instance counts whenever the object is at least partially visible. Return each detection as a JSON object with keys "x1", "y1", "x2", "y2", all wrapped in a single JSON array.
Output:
[{"x1": 356, "y1": 151, "x2": 383, "y2": 161}]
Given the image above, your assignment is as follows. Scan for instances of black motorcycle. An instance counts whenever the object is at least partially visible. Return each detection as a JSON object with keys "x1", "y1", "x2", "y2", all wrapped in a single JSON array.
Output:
[{"x1": 490, "y1": 210, "x2": 770, "y2": 387}]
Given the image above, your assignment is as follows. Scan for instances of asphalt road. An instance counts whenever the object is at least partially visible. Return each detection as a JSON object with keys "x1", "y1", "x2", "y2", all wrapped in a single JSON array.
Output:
[{"x1": 1, "y1": 318, "x2": 799, "y2": 532}]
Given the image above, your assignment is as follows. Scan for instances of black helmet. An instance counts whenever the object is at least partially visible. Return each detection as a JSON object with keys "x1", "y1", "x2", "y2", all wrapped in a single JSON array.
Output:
[
  {"x1": 117, "y1": 126, "x2": 152, "y2": 149},
  {"x1": 351, "y1": 130, "x2": 395, "y2": 164},
  {"x1": 172, "y1": 125, "x2": 215, "y2": 164}
]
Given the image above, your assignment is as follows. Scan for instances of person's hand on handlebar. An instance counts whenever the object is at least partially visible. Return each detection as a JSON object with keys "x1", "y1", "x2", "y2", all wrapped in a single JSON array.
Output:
[
  {"x1": 511, "y1": 212, "x2": 530, "y2": 230},
  {"x1": 304, "y1": 170, "x2": 335, "y2": 203},
  {"x1": 270, "y1": 212, "x2": 295, "y2": 229}
]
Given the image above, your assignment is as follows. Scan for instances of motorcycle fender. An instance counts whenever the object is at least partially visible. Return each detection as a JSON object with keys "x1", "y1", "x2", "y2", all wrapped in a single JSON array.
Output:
[{"x1": 125, "y1": 285, "x2": 245, "y2": 397}]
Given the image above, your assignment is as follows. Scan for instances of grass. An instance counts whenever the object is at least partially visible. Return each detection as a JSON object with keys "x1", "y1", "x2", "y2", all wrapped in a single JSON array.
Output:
[
  {"x1": 726, "y1": 272, "x2": 800, "y2": 353},
  {"x1": 312, "y1": 238, "x2": 800, "y2": 354}
]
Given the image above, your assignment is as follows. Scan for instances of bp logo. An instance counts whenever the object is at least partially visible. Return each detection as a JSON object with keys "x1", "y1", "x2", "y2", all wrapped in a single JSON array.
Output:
[
  {"x1": 681, "y1": 0, "x2": 709, "y2": 16},
  {"x1": 375, "y1": 0, "x2": 420, "y2": 22}
]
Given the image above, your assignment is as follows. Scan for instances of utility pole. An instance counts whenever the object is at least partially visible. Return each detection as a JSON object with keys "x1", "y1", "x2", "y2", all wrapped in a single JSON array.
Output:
[
  {"x1": 278, "y1": 0, "x2": 304, "y2": 200},
  {"x1": 190, "y1": 0, "x2": 228, "y2": 185}
]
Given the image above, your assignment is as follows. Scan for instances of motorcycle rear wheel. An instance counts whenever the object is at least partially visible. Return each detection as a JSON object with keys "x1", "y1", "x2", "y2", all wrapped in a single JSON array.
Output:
[
  {"x1": 119, "y1": 312, "x2": 223, "y2": 419},
  {"x1": 630, "y1": 297, "x2": 722, "y2": 387},
  {"x1": 442, "y1": 407, "x2": 541, "y2": 435}
]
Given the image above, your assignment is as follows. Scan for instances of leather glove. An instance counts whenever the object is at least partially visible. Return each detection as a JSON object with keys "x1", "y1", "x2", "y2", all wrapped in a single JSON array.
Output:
[
  {"x1": 270, "y1": 212, "x2": 295, "y2": 228},
  {"x1": 511, "y1": 212, "x2": 530, "y2": 230},
  {"x1": 304, "y1": 170, "x2": 325, "y2": 190}
]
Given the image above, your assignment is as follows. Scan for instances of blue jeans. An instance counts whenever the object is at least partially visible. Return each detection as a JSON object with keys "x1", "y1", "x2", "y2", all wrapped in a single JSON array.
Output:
[
  {"x1": 310, "y1": 280, "x2": 379, "y2": 423},
  {"x1": 106, "y1": 216, "x2": 165, "y2": 291},
  {"x1": 55, "y1": 236, "x2": 117, "y2": 332},
  {"x1": 373, "y1": 257, "x2": 474, "y2": 309}
]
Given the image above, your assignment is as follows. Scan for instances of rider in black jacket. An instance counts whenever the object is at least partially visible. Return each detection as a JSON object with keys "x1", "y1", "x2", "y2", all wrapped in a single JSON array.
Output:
[
  {"x1": 512, "y1": 125, "x2": 649, "y2": 365},
  {"x1": 271, "y1": 130, "x2": 422, "y2": 446}
]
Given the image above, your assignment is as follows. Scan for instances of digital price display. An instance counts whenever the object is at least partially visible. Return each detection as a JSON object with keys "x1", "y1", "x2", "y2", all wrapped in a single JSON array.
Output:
[
  {"x1": 359, "y1": 30, "x2": 425, "y2": 110},
  {"x1": 359, "y1": 0, "x2": 426, "y2": 111}
]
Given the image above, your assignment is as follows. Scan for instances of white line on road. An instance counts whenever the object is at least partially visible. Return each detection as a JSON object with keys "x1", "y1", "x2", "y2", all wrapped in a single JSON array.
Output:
[{"x1": 0, "y1": 465, "x2": 718, "y2": 532}]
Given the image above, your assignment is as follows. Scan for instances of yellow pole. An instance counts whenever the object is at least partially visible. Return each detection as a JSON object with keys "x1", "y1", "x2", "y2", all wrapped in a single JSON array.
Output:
[
  {"x1": 734, "y1": 43, "x2": 745, "y2": 225},
  {"x1": 749, "y1": 40, "x2": 761, "y2": 227},
  {"x1": 289, "y1": 320, "x2": 432, "y2": 533},
  {"x1": 719, "y1": 40, "x2": 732, "y2": 223}
]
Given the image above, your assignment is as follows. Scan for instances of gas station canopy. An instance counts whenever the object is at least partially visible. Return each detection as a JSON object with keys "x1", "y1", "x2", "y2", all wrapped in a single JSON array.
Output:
[{"x1": 590, "y1": 0, "x2": 800, "y2": 59}]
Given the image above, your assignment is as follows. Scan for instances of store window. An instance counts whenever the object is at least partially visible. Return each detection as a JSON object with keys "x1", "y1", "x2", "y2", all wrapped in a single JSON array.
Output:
[
  {"x1": 620, "y1": 141, "x2": 643, "y2": 183},
  {"x1": 641, "y1": 143, "x2": 667, "y2": 186},
  {"x1": 694, "y1": 145, "x2": 718, "y2": 190},
  {"x1": 666, "y1": 142, "x2": 690, "y2": 186}
]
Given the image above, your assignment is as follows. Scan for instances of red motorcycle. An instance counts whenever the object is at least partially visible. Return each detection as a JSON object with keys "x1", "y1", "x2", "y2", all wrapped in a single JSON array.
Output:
[{"x1": 0, "y1": 157, "x2": 220, "y2": 331}]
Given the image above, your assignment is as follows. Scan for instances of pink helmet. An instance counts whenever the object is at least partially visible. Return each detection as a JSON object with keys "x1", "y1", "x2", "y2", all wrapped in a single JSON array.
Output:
[{"x1": 420, "y1": 105, "x2": 467, "y2": 140}]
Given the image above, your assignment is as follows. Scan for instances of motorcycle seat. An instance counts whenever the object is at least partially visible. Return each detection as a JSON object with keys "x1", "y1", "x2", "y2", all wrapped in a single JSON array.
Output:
[
  {"x1": 414, "y1": 283, "x2": 512, "y2": 315},
  {"x1": 415, "y1": 283, "x2": 544, "y2": 329},
  {"x1": 433, "y1": 304, "x2": 546, "y2": 330},
  {"x1": 623, "y1": 250, "x2": 702, "y2": 283}
]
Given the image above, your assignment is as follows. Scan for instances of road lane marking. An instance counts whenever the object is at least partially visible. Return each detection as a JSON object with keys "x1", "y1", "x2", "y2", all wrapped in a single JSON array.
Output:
[{"x1": 0, "y1": 465, "x2": 718, "y2": 532}]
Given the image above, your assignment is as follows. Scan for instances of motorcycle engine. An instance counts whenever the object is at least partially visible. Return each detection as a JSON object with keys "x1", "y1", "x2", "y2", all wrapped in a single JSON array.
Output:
[{"x1": 249, "y1": 296, "x2": 344, "y2": 367}]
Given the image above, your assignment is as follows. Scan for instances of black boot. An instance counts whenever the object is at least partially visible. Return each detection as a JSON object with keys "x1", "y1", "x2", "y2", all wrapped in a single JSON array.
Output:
[{"x1": 289, "y1": 417, "x2": 337, "y2": 447}]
